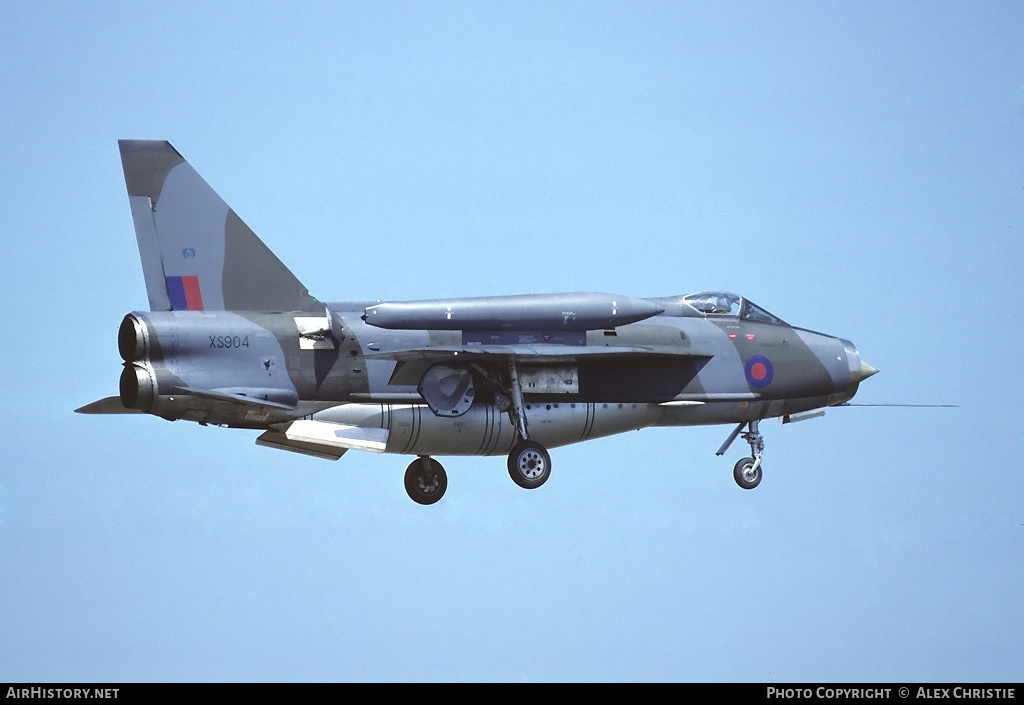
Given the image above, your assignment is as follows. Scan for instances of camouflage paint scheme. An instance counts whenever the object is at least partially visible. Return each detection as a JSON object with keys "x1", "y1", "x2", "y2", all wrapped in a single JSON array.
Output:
[{"x1": 78, "y1": 141, "x2": 877, "y2": 503}]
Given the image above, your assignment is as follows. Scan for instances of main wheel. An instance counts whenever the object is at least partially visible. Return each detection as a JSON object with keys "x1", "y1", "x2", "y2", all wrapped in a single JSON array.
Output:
[
  {"x1": 404, "y1": 456, "x2": 447, "y2": 505},
  {"x1": 507, "y1": 440, "x2": 551, "y2": 489},
  {"x1": 733, "y1": 457, "x2": 762, "y2": 490}
]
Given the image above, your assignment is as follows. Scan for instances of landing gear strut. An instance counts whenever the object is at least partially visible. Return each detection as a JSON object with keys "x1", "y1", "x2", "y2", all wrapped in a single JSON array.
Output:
[
  {"x1": 717, "y1": 420, "x2": 765, "y2": 490},
  {"x1": 404, "y1": 456, "x2": 447, "y2": 505},
  {"x1": 504, "y1": 360, "x2": 552, "y2": 490}
]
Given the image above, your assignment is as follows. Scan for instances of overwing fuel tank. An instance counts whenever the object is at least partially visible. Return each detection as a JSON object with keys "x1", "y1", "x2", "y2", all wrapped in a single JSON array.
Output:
[{"x1": 363, "y1": 292, "x2": 664, "y2": 331}]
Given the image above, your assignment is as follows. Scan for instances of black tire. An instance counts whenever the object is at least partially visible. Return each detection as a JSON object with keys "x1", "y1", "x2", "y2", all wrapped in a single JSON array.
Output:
[
  {"x1": 404, "y1": 456, "x2": 447, "y2": 505},
  {"x1": 733, "y1": 457, "x2": 762, "y2": 490},
  {"x1": 507, "y1": 440, "x2": 551, "y2": 489}
]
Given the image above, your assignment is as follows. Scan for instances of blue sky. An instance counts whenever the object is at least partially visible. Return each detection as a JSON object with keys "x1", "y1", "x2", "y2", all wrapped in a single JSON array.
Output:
[{"x1": 1, "y1": 1, "x2": 1021, "y2": 681}]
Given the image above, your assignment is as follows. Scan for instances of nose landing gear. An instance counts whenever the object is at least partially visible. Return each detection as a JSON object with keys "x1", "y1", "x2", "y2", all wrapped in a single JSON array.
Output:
[
  {"x1": 717, "y1": 420, "x2": 765, "y2": 490},
  {"x1": 732, "y1": 456, "x2": 762, "y2": 490}
]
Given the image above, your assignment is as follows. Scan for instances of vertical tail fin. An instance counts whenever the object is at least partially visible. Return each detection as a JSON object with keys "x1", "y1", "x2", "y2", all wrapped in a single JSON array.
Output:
[{"x1": 119, "y1": 140, "x2": 322, "y2": 313}]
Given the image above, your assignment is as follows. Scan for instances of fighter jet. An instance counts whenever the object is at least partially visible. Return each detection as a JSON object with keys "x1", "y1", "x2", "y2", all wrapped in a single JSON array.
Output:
[{"x1": 77, "y1": 140, "x2": 878, "y2": 504}]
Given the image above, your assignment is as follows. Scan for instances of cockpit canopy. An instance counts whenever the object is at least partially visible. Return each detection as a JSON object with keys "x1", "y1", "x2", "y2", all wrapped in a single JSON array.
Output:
[{"x1": 683, "y1": 291, "x2": 786, "y2": 325}]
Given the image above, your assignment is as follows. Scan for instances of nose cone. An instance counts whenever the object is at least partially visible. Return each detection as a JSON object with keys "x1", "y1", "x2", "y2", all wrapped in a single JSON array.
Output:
[
  {"x1": 831, "y1": 340, "x2": 877, "y2": 405},
  {"x1": 857, "y1": 361, "x2": 878, "y2": 382}
]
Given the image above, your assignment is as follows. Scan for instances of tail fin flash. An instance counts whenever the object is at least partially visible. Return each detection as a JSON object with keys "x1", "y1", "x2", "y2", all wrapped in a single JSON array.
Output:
[{"x1": 119, "y1": 140, "x2": 322, "y2": 312}]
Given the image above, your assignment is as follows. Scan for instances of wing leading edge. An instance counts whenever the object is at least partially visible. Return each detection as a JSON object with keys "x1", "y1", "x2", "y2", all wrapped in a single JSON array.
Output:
[{"x1": 365, "y1": 344, "x2": 713, "y2": 365}]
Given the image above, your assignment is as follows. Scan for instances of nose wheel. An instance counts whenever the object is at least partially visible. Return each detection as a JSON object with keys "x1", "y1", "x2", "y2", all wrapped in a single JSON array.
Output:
[
  {"x1": 717, "y1": 420, "x2": 765, "y2": 490},
  {"x1": 733, "y1": 457, "x2": 762, "y2": 490}
]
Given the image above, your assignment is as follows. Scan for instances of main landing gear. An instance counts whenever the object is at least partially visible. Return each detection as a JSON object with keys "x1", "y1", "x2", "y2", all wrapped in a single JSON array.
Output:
[
  {"x1": 403, "y1": 359, "x2": 553, "y2": 505},
  {"x1": 503, "y1": 359, "x2": 552, "y2": 491},
  {"x1": 404, "y1": 456, "x2": 447, "y2": 505},
  {"x1": 508, "y1": 439, "x2": 552, "y2": 489},
  {"x1": 717, "y1": 420, "x2": 765, "y2": 490}
]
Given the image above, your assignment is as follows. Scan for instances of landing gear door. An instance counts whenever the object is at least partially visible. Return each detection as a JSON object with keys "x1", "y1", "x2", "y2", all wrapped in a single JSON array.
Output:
[{"x1": 418, "y1": 364, "x2": 475, "y2": 417}]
